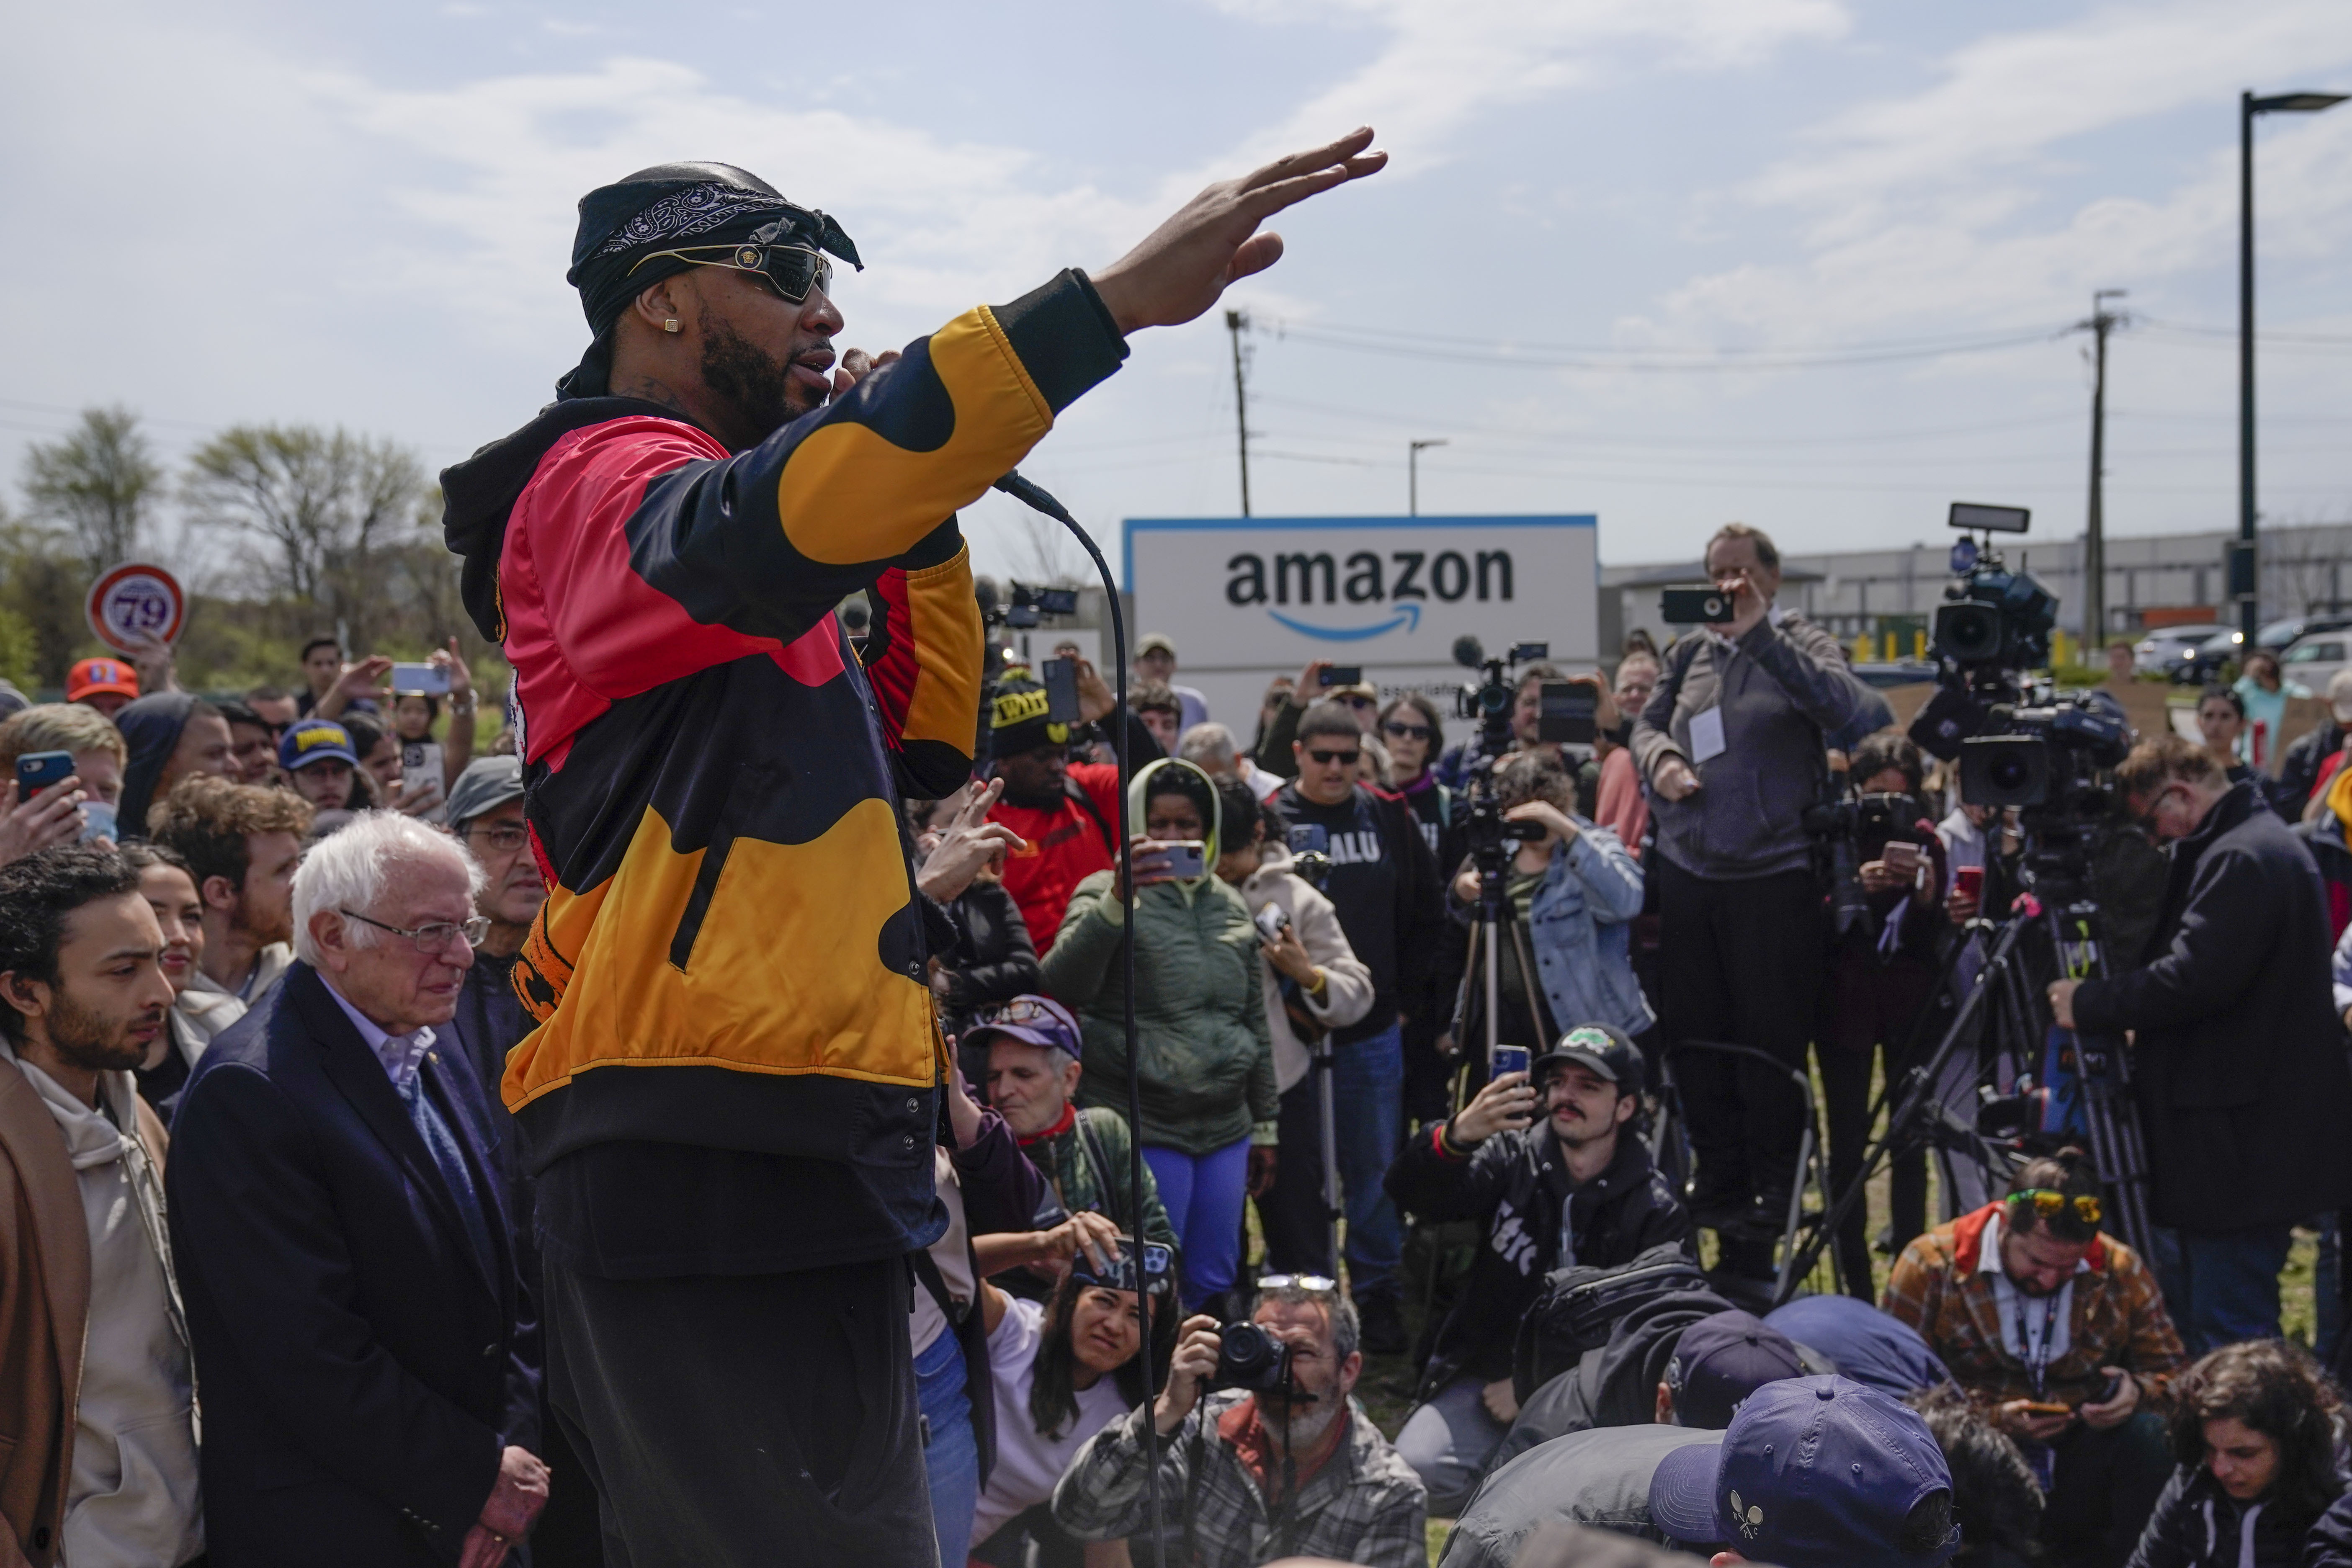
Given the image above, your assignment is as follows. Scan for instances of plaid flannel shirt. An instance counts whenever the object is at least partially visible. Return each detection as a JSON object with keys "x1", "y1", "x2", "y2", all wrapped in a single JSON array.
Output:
[
  {"x1": 1882, "y1": 1203, "x2": 2186, "y2": 1412},
  {"x1": 1053, "y1": 1392, "x2": 1427, "y2": 1568}
]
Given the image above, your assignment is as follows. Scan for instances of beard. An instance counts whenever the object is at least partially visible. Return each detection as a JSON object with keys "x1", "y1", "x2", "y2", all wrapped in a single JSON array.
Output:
[
  {"x1": 1261, "y1": 1385, "x2": 1343, "y2": 1452},
  {"x1": 699, "y1": 310, "x2": 817, "y2": 439},
  {"x1": 44, "y1": 989, "x2": 155, "y2": 1076}
]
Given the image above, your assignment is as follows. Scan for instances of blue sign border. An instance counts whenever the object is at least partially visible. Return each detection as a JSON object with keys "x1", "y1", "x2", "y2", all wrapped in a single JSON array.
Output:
[{"x1": 1121, "y1": 514, "x2": 1596, "y2": 593}]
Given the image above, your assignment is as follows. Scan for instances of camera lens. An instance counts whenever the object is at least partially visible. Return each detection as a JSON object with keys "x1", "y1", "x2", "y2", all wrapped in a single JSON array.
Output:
[{"x1": 1989, "y1": 754, "x2": 2030, "y2": 792}]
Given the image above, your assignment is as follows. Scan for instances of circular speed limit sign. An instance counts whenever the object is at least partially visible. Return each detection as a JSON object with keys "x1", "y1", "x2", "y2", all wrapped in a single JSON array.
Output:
[{"x1": 86, "y1": 563, "x2": 187, "y2": 652}]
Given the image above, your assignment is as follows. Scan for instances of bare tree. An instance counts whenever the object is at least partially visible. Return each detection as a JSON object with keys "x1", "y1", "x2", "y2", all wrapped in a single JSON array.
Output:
[
  {"x1": 1007, "y1": 507, "x2": 1087, "y2": 588},
  {"x1": 21, "y1": 406, "x2": 163, "y2": 575},
  {"x1": 182, "y1": 426, "x2": 427, "y2": 652}
]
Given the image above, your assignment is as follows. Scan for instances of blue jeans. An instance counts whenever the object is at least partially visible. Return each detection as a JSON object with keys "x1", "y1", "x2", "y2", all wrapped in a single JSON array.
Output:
[
  {"x1": 1144, "y1": 1137, "x2": 1253, "y2": 1308},
  {"x1": 1333, "y1": 1022, "x2": 1406, "y2": 1298},
  {"x1": 2172, "y1": 1225, "x2": 2294, "y2": 1353},
  {"x1": 916, "y1": 1327, "x2": 976, "y2": 1568},
  {"x1": 1394, "y1": 1373, "x2": 1510, "y2": 1517}
]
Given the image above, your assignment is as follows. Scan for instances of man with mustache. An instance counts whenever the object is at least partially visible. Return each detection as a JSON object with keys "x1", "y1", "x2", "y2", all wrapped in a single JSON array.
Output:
[
  {"x1": 0, "y1": 845, "x2": 198, "y2": 1567},
  {"x1": 438, "y1": 133, "x2": 1386, "y2": 1562}
]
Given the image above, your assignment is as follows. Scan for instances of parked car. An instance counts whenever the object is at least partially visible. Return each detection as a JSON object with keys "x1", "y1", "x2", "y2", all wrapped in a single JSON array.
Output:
[
  {"x1": 2257, "y1": 613, "x2": 2352, "y2": 653},
  {"x1": 2133, "y1": 624, "x2": 2226, "y2": 682},
  {"x1": 2182, "y1": 628, "x2": 2244, "y2": 685},
  {"x1": 2280, "y1": 631, "x2": 2352, "y2": 694}
]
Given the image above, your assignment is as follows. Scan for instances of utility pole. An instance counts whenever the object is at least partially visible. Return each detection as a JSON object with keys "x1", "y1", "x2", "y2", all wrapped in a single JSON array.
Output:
[
  {"x1": 2076, "y1": 290, "x2": 2127, "y2": 650},
  {"x1": 1409, "y1": 439, "x2": 1448, "y2": 515},
  {"x1": 1224, "y1": 309, "x2": 1252, "y2": 516}
]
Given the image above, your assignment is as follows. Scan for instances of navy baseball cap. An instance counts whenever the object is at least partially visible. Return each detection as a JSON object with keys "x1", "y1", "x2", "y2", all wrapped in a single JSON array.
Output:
[
  {"x1": 1533, "y1": 1022, "x2": 1645, "y2": 1097},
  {"x1": 279, "y1": 718, "x2": 358, "y2": 772},
  {"x1": 1649, "y1": 1374, "x2": 1959, "y2": 1568},
  {"x1": 1666, "y1": 1310, "x2": 1806, "y2": 1430},
  {"x1": 965, "y1": 994, "x2": 1083, "y2": 1057}
]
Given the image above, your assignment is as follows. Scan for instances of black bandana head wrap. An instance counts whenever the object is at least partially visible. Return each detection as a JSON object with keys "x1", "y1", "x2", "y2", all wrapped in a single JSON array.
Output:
[{"x1": 556, "y1": 160, "x2": 863, "y2": 399}]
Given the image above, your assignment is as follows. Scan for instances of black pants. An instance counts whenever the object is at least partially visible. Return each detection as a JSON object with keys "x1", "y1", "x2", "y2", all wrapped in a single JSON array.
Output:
[
  {"x1": 2040, "y1": 1411, "x2": 2172, "y2": 1568},
  {"x1": 543, "y1": 1253, "x2": 935, "y2": 1568},
  {"x1": 1819, "y1": 948, "x2": 1939, "y2": 1299},
  {"x1": 1655, "y1": 857, "x2": 1825, "y2": 1212},
  {"x1": 1255, "y1": 1076, "x2": 1337, "y2": 1277}
]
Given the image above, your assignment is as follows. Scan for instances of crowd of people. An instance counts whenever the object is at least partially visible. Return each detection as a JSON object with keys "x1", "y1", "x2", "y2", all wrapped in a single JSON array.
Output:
[{"x1": 8, "y1": 137, "x2": 2352, "y2": 1568}]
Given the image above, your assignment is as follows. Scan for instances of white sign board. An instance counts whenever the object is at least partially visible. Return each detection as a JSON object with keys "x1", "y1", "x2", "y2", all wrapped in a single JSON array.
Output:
[{"x1": 1123, "y1": 515, "x2": 1597, "y2": 739}]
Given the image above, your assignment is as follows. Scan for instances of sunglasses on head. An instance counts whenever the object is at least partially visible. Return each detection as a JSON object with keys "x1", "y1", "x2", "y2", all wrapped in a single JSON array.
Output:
[
  {"x1": 1256, "y1": 1274, "x2": 1341, "y2": 1296},
  {"x1": 981, "y1": 997, "x2": 1063, "y2": 1028},
  {"x1": 628, "y1": 239, "x2": 834, "y2": 304},
  {"x1": 1307, "y1": 748, "x2": 1361, "y2": 766},
  {"x1": 2009, "y1": 1188, "x2": 2101, "y2": 1225},
  {"x1": 1382, "y1": 721, "x2": 1435, "y2": 742}
]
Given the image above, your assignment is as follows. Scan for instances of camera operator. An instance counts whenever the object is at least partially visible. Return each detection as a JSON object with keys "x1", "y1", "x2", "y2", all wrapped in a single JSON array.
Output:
[
  {"x1": 1272, "y1": 701, "x2": 1448, "y2": 1351},
  {"x1": 2048, "y1": 735, "x2": 2352, "y2": 1352},
  {"x1": 1885, "y1": 1151, "x2": 2185, "y2": 1568},
  {"x1": 1384, "y1": 1026, "x2": 1690, "y2": 1512},
  {"x1": 1631, "y1": 522, "x2": 1884, "y2": 1248},
  {"x1": 1821, "y1": 731, "x2": 1948, "y2": 1297},
  {"x1": 1051, "y1": 1279, "x2": 1427, "y2": 1568},
  {"x1": 1434, "y1": 661, "x2": 1565, "y2": 792},
  {"x1": 987, "y1": 666, "x2": 1162, "y2": 955}
]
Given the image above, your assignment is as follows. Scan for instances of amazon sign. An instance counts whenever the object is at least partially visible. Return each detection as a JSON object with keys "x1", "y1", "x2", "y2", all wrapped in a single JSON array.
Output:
[{"x1": 1123, "y1": 515, "x2": 1598, "y2": 734}]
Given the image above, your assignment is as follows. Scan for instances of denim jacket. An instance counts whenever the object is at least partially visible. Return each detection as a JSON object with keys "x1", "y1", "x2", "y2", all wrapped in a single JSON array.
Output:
[{"x1": 1453, "y1": 821, "x2": 1654, "y2": 1039}]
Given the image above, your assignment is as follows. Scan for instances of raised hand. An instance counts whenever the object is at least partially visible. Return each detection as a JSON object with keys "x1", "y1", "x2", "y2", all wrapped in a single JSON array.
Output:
[{"x1": 1091, "y1": 129, "x2": 1387, "y2": 335}]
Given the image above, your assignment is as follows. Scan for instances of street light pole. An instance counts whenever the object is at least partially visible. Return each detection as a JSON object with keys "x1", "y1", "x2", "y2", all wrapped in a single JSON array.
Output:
[
  {"x1": 1225, "y1": 309, "x2": 1252, "y2": 517},
  {"x1": 1408, "y1": 438, "x2": 1447, "y2": 515},
  {"x1": 2239, "y1": 88, "x2": 2347, "y2": 640}
]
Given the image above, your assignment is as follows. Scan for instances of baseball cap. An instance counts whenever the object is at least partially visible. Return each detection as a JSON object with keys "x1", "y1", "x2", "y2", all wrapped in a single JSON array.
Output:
[
  {"x1": 1665, "y1": 1310, "x2": 1806, "y2": 1430},
  {"x1": 2329, "y1": 669, "x2": 2352, "y2": 725},
  {"x1": 1533, "y1": 1022, "x2": 1645, "y2": 1097},
  {"x1": 279, "y1": 719, "x2": 358, "y2": 772},
  {"x1": 446, "y1": 755, "x2": 525, "y2": 829},
  {"x1": 1649, "y1": 1374, "x2": 1959, "y2": 1568},
  {"x1": 965, "y1": 994, "x2": 1083, "y2": 1058},
  {"x1": 1137, "y1": 633, "x2": 1177, "y2": 658},
  {"x1": 67, "y1": 658, "x2": 139, "y2": 703}
]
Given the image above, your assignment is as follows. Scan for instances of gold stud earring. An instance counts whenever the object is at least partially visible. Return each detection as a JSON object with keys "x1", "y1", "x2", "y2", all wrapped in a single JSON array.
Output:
[{"x1": 663, "y1": 318, "x2": 680, "y2": 334}]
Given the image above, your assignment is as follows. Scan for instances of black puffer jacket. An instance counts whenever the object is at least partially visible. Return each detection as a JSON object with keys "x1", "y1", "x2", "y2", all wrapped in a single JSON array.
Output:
[
  {"x1": 2125, "y1": 1465, "x2": 2326, "y2": 1568},
  {"x1": 935, "y1": 880, "x2": 1041, "y2": 1040},
  {"x1": 1386, "y1": 1123, "x2": 1690, "y2": 1393}
]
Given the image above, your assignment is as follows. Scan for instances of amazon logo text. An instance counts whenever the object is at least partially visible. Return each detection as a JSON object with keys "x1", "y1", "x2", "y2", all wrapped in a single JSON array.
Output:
[{"x1": 1224, "y1": 549, "x2": 1516, "y2": 607}]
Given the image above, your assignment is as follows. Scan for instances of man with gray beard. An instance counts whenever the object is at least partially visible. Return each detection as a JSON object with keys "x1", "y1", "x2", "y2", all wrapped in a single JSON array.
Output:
[{"x1": 1052, "y1": 1279, "x2": 1425, "y2": 1567}]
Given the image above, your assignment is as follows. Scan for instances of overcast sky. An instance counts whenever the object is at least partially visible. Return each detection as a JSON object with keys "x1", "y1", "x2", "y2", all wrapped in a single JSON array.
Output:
[{"x1": 5, "y1": 0, "x2": 2348, "y2": 590}]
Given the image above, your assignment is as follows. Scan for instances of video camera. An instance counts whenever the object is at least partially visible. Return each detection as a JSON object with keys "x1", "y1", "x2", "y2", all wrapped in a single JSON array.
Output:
[
  {"x1": 1450, "y1": 637, "x2": 1594, "y2": 752},
  {"x1": 974, "y1": 577, "x2": 1080, "y2": 631},
  {"x1": 1929, "y1": 504, "x2": 2057, "y2": 672}
]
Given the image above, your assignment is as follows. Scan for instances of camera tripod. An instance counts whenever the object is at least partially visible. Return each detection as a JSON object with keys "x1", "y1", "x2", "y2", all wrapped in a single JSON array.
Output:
[{"x1": 1772, "y1": 862, "x2": 2156, "y2": 1304}]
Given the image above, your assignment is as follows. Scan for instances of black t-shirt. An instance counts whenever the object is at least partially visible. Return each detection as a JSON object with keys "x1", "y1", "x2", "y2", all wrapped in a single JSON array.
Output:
[{"x1": 1274, "y1": 782, "x2": 1426, "y2": 1047}]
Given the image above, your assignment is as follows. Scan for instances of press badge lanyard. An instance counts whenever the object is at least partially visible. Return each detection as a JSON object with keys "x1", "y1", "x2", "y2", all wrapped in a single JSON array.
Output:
[{"x1": 2015, "y1": 1287, "x2": 2062, "y2": 1396}]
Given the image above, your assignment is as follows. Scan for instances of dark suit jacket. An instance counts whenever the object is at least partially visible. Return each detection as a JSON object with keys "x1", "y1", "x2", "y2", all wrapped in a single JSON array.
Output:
[
  {"x1": 2076, "y1": 778, "x2": 2352, "y2": 1232},
  {"x1": 166, "y1": 962, "x2": 538, "y2": 1566}
]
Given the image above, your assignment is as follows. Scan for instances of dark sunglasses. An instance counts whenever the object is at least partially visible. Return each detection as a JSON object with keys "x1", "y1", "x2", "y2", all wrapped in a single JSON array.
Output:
[
  {"x1": 1307, "y1": 748, "x2": 1361, "y2": 766},
  {"x1": 1382, "y1": 721, "x2": 1435, "y2": 742},
  {"x1": 629, "y1": 240, "x2": 834, "y2": 304},
  {"x1": 1337, "y1": 695, "x2": 1377, "y2": 710}
]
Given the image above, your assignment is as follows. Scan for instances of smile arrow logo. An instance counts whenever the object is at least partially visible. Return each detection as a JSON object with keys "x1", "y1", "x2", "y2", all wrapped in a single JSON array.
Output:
[{"x1": 1266, "y1": 603, "x2": 1422, "y2": 642}]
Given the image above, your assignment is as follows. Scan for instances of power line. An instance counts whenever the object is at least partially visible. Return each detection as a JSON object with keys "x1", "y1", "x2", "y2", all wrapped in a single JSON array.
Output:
[{"x1": 1263, "y1": 321, "x2": 2064, "y2": 372}]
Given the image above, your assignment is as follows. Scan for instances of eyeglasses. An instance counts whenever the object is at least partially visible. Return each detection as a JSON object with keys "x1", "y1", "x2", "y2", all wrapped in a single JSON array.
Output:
[
  {"x1": 1255, "y1": 1274, "x2": 1341, "y2": 1296},
  {"x1": 340, "y1": 909, "x2": 491, "y2": 954},
  {"x1": 466, "y1": 823, "x2": 529, "y2": 852},
  {"x1": 2130, "y1": 783, "x2": 2182, "y2": 837},
  {"x1": 1382, "y1": 721, "x2": 1435, "y2": 742},
  {"x1": 627, "y1": 240, "x2": 833, "y2": 304},
  {"x1": 1337, "y1": 695, "x2": 1376, "y2": 710},
  {"x1": 1307, "y1": 749, "x2": 1361, "y2": 766},
  {"x1": 980, "y1": 997, "x2": 1066, "y2": 1029},
  {"x1": 2009, "y1": 1188, "x2": 2101, "y2": 1225}
]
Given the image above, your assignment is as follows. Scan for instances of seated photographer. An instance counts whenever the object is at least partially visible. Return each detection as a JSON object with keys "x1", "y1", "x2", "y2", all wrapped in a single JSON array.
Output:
[
  {"x1": 1212, "y1": 777, "x2": 1376, "y2": 1278},
  {"x1": 2048, "y1": 735, "x2": 2352, "y2": 1352},
  {"x1": 2126, "y1": 1339, "x2": 2344, "y2": 1568},
  {"x1": 1444, "y1": 749, "x2": 1651, "y2": 1051},
  {"x1": 968, "y1": 1243, "x2": 1180, "y2": 1567},
  {"x1": 1445, "y1": 1374, "x2": 1960, "y2": 1568},
  {"x1": 1885, "y1": 1151, "x2": 2185, "y2": 1568},
  {"x1": 1485, "y1": 1305, "x2": 1807, "y2": 1479},
  {"x1": 1051, "y1": 1278, "x2": 1427, "y2": 1568},
  {"x1": 1384, "y1": 1026, "x2": 1690, "y2": 1514},
  {"x1": 979, "y1": 994, "x2": 1179, "y2": 1272},
  {"x1": 1821, "y1": 731, "x2": 1948, "y2": 1296},
  {"x1": 1041, "y1": 757, "x2": 1275, "y2": 1313}
]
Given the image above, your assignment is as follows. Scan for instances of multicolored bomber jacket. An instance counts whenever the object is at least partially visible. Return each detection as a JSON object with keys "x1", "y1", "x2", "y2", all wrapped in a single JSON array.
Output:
[{"x1": 441, "y1": 272, "x2": 1128, "y2": 1231}]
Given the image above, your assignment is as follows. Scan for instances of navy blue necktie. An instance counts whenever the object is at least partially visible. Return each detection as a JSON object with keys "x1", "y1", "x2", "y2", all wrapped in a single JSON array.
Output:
[{"x1": 397, "y1": 1061, "x2": 497, "y2": 1279}]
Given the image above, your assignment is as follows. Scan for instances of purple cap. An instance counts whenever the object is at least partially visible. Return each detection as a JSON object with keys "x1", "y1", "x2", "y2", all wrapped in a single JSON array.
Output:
[
  {"x1": 964, "y1": 994, "x2": 1082, "y2": 1057},
  {"x1": 1666, "y1": 1310, "x2": 1806, "y2": 1430},
  {"x1": 1649, "y1": 1374, "x2": 1958, "y2": 1568}
]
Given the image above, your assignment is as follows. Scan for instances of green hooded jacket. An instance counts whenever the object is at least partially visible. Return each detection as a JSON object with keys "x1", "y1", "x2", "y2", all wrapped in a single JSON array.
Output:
[{"x1": 1040, "y1": 757, "x2": 1278, "y2": 1156}]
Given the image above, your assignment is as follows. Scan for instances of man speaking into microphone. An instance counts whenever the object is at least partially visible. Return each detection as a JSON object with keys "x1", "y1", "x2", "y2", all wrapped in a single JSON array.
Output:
[{"x1": 441, "y1": 134, "x2": 1384, "y2": 1560}]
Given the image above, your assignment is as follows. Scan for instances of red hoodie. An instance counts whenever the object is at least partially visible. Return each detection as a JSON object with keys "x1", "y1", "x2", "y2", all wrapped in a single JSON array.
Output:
[{"x1": 991, "y1": 762, "x2": 1121, "y2": 953}]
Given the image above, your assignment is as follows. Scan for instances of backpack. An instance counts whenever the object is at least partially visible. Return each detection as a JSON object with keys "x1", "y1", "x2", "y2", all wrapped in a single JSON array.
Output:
[{"x1": 1511, "y1": 1242, "x2": 1712, "y2": 1401}]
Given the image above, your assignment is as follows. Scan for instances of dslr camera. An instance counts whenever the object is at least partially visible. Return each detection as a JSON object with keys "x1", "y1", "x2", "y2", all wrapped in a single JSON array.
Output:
[{"x1": 1211, "y1": 1319, "x2": 1295, "y2": 1393}]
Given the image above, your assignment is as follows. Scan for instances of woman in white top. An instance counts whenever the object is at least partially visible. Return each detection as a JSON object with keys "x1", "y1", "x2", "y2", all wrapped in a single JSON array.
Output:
[{"x1": 969, "y1": 1254, "x2": 1175, "y2": 1564}]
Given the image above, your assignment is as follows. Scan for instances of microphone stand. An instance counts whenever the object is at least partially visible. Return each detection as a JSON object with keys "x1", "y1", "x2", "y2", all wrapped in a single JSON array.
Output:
[{"x1": 990, "y1": 471, "x2": 1164, "y2": 1556}]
